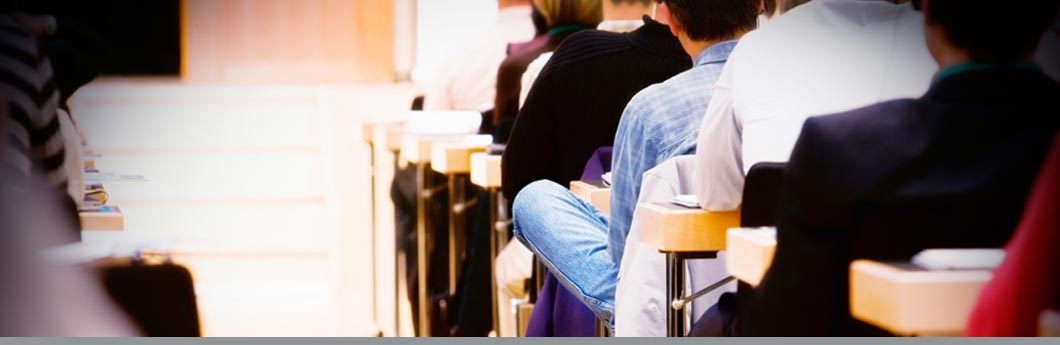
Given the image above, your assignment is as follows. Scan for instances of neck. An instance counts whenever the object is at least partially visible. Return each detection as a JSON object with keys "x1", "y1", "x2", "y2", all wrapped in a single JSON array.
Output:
[
  {"x1": 934, "y1": 48, "x2": 971, "y2": 72},
  {"x1": 681, "y1": 32, "x2": 744, "y2": 61},
  {"x1": 603, "y1": 4, "x2": 651, "y2": 21}
]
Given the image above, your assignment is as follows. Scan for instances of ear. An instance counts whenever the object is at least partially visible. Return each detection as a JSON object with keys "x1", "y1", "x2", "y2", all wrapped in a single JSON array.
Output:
[{"x1": 657, "y1": 2, "x2": 680, "y2": 37}]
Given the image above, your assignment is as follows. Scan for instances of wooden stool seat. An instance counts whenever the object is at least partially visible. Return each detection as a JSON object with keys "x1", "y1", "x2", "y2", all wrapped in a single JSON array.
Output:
[
  {"x1": 379, "y1": 124, "x2": 404, "y2": 153},
  {"x1": 570, "y1": 180, "x2": 610, "y2": 215},
  {"x1": 362, "y1": 121, "x2": 400, "y2": 146},
  {"x1": 80, "y1": 205, "x2": 125, "y2": 231},
  {"x1": 430, "y1": 136, "x2": 491, "y2": 174},
  {"x1": 634, "y1": 201, "x2": 740, "y2": 336},
  {"x1": 637, "y1": 202, "x2": 740, "y2": 253},
  {"x1": 725, "y1": 227, "x2": 776, "y2": 286},
  {"x1": 470, "y1": 153, "x2": 502, "y2": 188},
  {"x1": 850, "y1": 258, "x2": 997, "y2": 335}
]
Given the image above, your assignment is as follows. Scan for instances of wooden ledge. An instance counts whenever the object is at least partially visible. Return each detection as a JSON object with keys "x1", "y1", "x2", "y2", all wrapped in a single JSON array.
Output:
[
  {"x1": 850, "y1": 259, "x2": 994, "y2": 335},
  {"x1": 362, "y1": 120, "x2": 398, "y2": 144},
  {"x1": 470, "y1": 153, "x2": 502, "y2": 188},
  {"x1": 636, "y1": 202, "x2": 740, "y2": 253},
  {"x1": 371, "y1": 123, "x2": 404, "y2": 153},
  {"x1": 726, "y1": 227, "x2": 776, "y2": 286},
  {"x1": 431, "y1": 140, "x2": 489, "y2": 174},
  {"x1": 399, "y1": 133, "x2": 461, "y2": 164},
  {"x1": 570, "y1": 180, "x2": 610, "y2": 215},
  {"x1": 79, "y1": 205, "x2": 125, "y2": 231},
  {"x1": 1041, "y1": 309, "x2": 1060, "y2": 336}
]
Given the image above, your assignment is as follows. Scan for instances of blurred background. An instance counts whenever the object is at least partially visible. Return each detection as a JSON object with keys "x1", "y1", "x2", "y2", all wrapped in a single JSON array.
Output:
[{"x1": 30, "y1": 0, "x2": 496, "y2": 337}]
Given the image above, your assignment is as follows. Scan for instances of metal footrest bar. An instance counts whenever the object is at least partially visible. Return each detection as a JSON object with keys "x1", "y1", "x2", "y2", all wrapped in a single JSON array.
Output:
[{"x1": 672, "y1": 276, "x2": 735, "y2": 310}]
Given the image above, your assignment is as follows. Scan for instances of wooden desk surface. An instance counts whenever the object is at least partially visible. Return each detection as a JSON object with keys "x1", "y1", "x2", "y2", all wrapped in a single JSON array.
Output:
[
  {"x1": 850, "y1": 259, "x2": 993, "y2": 335},
  {"x1": 79, "y1": 205, "x2": 125, "y2": 231},
  {"x1": 371, "y1": 123, "x2": 405, "y2": 154},
  {"x1": 363, "y1": 121, "x2": 403, "y2": 146},
  {"x1": 570, "y1": 180, "x2": 610, "y2": 215},
  {"x1": 1042, "y1": 310, "x2": 1060, "y2": 337},
  {"x1": 470, "y1": 153, "x2": 502, "y2": 188},
  {"x1": 636, "y1": 202, "x2": 740, "y2": 253},
  {"x1": 431, "y1": 139, "x2": 490, "y2": 174},
  {"x1": 399, "y1": 133, "x2": 466, "y2": 164},
  {"x1": 726, "y1": 227, "x2": 776, "y2": 286}
]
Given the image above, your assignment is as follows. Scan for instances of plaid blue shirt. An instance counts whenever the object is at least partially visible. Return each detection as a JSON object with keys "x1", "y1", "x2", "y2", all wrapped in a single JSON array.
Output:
[{"x1": 607, "y1": 40, "x2": 737, "y2": 262}]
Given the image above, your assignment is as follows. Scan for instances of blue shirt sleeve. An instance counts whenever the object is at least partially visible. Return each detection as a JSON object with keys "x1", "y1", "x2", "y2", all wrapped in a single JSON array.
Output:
[{"x1": 607, "y1": 90, "x2": 659, "y2": 263}]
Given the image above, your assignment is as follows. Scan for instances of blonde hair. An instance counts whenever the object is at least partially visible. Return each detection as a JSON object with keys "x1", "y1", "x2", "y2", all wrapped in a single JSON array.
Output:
[{"x1": 532, "y1": 0, "x2": 603, "y2": 29}]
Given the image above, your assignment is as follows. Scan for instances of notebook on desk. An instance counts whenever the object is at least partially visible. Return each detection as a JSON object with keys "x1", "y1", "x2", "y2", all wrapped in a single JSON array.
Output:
[
  {"x1": 911, "y1": 249, "x2": 1006, "y2": 271},
  {"x1": 670, "y1": 194, "x2": 701, "y2": 209}
]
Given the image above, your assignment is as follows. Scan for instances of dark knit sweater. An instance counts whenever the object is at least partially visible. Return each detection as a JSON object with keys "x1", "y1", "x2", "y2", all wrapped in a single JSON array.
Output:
[
  {"x1": 501, "y1": 17, "x2": 691, "y2": 200},
  {"x1": 492, "y1": 29, "x2": 582, "y2": 136}
]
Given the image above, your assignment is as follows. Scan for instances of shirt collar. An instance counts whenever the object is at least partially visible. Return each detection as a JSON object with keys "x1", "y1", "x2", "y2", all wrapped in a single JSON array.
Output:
[
  {"x1": 935, "y1": 60, "x2": 1040, "y2": 83},
  {"x1": 693, "y1": 40, "x2": 738, "y2": 67},
  {"x1": 596, "y1": 20, "x2": 644, "y2": 33}
]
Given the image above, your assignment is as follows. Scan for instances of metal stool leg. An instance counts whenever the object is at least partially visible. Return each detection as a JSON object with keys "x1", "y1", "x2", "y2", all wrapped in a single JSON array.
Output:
[
  {"x1": 391, "y1": 150, "x2": 402, "y2": 337},
  {"x1": 665, "y1": 251, "x2": 722, "y2": 337},
  {"x1": 666, "y1": 252, "x2": 685, "y2": 337},
  {"x1": 488, "y1": 188, "x2": 500, "y2": 335},
  {"x1": 446, "y1": 174, "x2": 459, "y2": 297},
  {"x1": 414, "y1": 163, "x2": 432, "y2": 336}
]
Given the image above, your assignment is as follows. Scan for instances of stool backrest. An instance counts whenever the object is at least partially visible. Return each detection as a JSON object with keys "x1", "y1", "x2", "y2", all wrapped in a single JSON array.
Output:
[{"x1": 740, "y1": 162, "x2": 787, "y2": 228}]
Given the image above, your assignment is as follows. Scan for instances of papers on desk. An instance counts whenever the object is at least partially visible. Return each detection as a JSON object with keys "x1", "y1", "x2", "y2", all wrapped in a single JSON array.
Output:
[
  {"x1": 85, "y1": 171, "x2": 148, "y2": 183},
  {"x1": 462, "y1": 134, "x2": 493, "y2": 147},
  {"x1": 404, "y1": 111, "x2": 481, "y2": 135},
  {"x1": 670, "y1": 194, "x2": 701, "y2": 209},
  {"x1": 911, "y1": 249, "x2": 1006, "y2": 271},
  {"x1": 79, "y1": 204, "x2": 120, "y2": 215}
]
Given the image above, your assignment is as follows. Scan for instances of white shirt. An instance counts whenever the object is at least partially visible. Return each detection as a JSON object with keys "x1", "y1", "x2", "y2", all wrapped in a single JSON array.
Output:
[
  {"x1": 694, "y1": 0, "x2": 938, "y2": 211},
  {"x1": 518, "y1": 52, "x2": 552, "y2": 108},
  {"x1": 423, "y1": 6, "x2": 536, "y2": 112},
  {"x1": 595, "y1": 19, "x2": 643, "y2": 34}
]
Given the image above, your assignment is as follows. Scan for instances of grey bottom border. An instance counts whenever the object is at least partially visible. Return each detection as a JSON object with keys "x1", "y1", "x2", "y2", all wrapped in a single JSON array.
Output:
[{"x1": 0, "y1": 338, "x2": 1057, "y2": 345}]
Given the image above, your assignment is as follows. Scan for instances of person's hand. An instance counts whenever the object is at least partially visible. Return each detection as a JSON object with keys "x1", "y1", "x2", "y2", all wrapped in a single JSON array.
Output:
[{"x1": 12, "y1": 12, "x2": 57, "y2": 38}]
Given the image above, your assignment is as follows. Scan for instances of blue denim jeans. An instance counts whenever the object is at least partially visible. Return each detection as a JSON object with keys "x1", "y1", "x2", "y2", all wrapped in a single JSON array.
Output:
[{"x1": 512, "y1": 180, "x2": 617, "y2": 325}]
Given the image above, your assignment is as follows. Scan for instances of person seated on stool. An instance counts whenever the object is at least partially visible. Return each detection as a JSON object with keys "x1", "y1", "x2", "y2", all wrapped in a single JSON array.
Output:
[
  {"x1": 509, "y1": 0, "x2": 760, "y2": 335},
  {"x1": 695, "y1": 0, "x2": 1060, "y2": 336},
  {"x1": 492, "y1": 3, "x2": 662, "y2": 336},
  {"x1": 616, "y1": 0, "x2": 939, "y2": 336}
]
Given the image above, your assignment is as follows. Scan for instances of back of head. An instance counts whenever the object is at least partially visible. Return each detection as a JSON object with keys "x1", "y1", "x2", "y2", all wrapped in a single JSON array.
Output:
[
  {"x1": 609, "y1": 0, "x2": 653, "y2": 7},
  {"x1": 921, "y1": 0, "x2": 1060, "y2": 62},
  {"x1": 663, "y1": 0, "x2": 760, "y2": 41},
  {"x1": 533, "y1": 0, "x2": 604, "y2": 28},
  {"x1": 614, "y1": 0, "x2": 652, "y2": 9},
  {"x1": 777, "y1": 0, "x2": 812, "y2": 14}
]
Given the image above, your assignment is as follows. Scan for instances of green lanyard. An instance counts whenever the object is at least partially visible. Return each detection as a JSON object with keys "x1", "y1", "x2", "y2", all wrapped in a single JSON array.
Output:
[
  {"x1": 548, "y1": 25, "x2": 587, "y2": 37},
  {"x1": 936, "y1": 61, "x2": 1041, "y2": 83}
]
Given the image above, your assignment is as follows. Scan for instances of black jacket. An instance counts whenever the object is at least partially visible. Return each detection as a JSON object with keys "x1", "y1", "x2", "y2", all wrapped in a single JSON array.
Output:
[
  {"x1": 501, "y1": 17, "x2": 690, "y2": 200},
  {"x1": 736, "y1": 67, "x2": 1060, "y2": 336}
]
